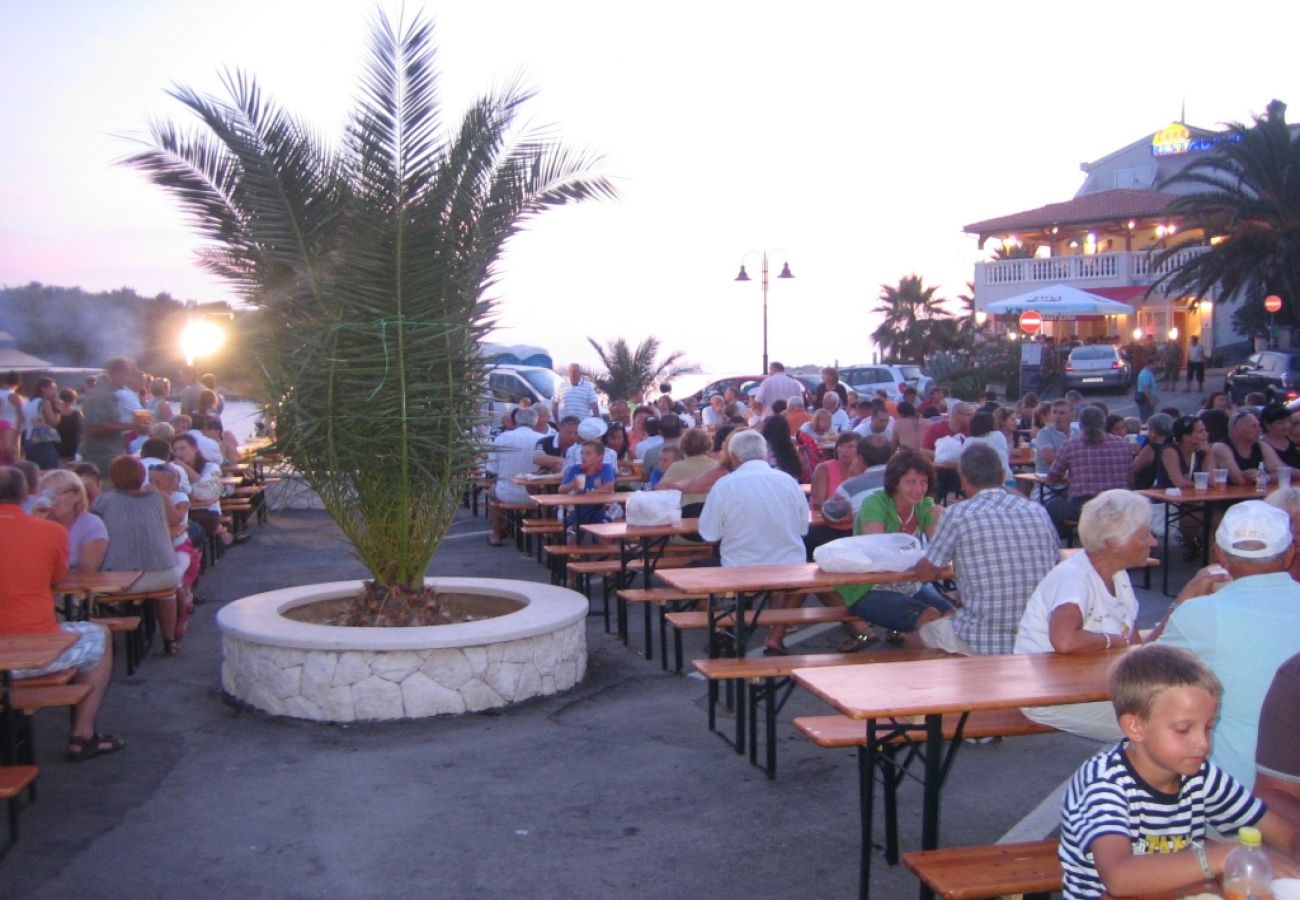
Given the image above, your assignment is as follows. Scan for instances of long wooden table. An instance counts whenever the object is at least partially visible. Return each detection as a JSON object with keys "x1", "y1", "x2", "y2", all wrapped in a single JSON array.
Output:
[
  {"x1": 54, "y1": 571, "x2": 142, "y2": 621},
  {"x1": 1, "y1": 632, "x2": 78, "y2": 765},
  {"x1": 794, "y1": 649, "x2": 1126, "y2": 900},
  {"x1": 1137, "y1": 483, "x2": 1261, "y2": 594}
]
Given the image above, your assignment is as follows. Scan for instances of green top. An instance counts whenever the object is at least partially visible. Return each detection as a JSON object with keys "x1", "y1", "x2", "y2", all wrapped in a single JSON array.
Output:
[{"x1": 835, "y1": 490, "x2": 936, "y2": 607}]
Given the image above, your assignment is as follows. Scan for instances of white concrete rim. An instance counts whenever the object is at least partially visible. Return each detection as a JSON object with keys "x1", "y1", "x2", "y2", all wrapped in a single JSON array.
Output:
[{"x1": 216, "y1": 578, "x2": 588, "y2": 651}]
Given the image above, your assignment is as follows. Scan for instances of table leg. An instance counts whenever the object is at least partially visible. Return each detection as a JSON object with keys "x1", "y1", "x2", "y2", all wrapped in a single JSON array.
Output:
[
  {"x1": 641, "y1": 539, "x2": 655, "y2": 661},
  {"x1": 1161, "y1": 502, "x2": 1174, "y2": 596},
  {"x1": 858, "y1": 718, "x2": 878, "y2": 899},
  {"x1": 1, "y1": 672, "x2": 14, "y2": 767},
  {"x1": 917, "y1": 713, "x2": 943, "y2": 900}
]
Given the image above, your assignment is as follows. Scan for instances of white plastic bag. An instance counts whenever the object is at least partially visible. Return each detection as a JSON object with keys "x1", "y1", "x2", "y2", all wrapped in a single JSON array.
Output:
[
  {"x1": 625, "y1": 490, "x2": 683, "y2": 527},
  {"x1": 933, "y1": 433, "x2": 966, "y2": 465},
  {"x1": 814, "y1": 532, "x2": 924, "y2": 574}
]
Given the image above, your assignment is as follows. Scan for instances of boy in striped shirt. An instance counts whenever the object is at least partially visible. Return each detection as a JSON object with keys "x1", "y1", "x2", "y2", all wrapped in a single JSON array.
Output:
[{"x1": 1060, "y1": 645, "x2": 1298, "y2": 898}]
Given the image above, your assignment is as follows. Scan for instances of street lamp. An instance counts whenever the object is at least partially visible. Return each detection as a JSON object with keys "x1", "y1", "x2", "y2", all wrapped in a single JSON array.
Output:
[{"x1": 735, "y1": 250, "x2": 793, "y2": 373}]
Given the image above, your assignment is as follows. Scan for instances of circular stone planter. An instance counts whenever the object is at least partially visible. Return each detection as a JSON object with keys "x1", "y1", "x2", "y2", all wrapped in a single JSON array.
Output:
[{"x1": 217, "y1": 578, "x2": 588, "y2": 722}]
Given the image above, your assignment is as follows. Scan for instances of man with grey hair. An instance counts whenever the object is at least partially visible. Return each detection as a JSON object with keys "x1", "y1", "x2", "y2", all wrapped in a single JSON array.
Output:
[
  {"x1": 910, "y1": 443, "x2": 1059, "y2": 655},
  {"x1": 821, "y1": 391, "x2": 851, "y2": 433},
  {"x1": 554, "y1": 363, "x2": 599, "y2": 420},
  {"x1": 486, "y1": 406, "x2": 544, "y2": 546},
  {"x1": 698, "y1": 429, "x2": 812, "y2": 654},
  {"x1": 81, "y1": 357, "x2": 138, "y2": 475},
  {"x1": 1157, "y1": 500, "x2": 1300, "y2": 787}
]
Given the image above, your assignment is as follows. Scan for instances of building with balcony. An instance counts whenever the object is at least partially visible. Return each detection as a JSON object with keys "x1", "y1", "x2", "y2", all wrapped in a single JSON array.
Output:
[{"x1": 963, "y1": 120, "x2": 1250, "y2": 356}]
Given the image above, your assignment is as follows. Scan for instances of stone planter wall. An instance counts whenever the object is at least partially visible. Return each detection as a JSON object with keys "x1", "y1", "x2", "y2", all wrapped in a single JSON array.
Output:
[{"x1": 217, "y1": 579, "x2": 587, "y2": 722}]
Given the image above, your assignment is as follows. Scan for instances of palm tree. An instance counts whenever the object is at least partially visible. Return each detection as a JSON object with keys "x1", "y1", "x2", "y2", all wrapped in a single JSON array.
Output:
[
  {"x1": 1150, "y1": 99, "x2": 1300, "y2": 317},
  {"x1": 124, "y1": 12, "x2": 615, "y2": 625},
  {"x1": 585, "y1": 336, "x2": 695, "y2": 400},
  {"x1": 870, "y1": 275, "x2": 951, "y2": 361}
]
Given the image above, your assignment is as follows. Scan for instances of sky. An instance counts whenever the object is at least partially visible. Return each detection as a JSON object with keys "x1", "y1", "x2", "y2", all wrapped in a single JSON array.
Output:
[{"x1": 3, "y1": 0, "x2": 1299, "y2": 385}]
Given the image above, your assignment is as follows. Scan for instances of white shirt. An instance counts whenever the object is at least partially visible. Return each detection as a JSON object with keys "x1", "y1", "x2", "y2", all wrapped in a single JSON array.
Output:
[
  {"x1": 1014, "y1": 550, "x2": 1137, "y2": 654},
  {"x1": 189, "y1": 429, "x2": 224, "y2": 465},
  {"x1": 556, "y1": 379, "x2": 599, "y2": 419},
  {"x1": 828, "y1": 409, "x2": 851, "y2": 433},
  {"x1": 701, "y1": 407, "x2": 727, "y2": 428},
  {"x1": 853, "y1": 419, "x2": 893, "y2": 440},
  {"x1": 698, "y1": 459, "x2": 809, "y2": 567},
  {"x1": 487, "y1": 427, "x2": 544, "y2": 504},
  {"x1": 753, "y1": 372, "x2": 806, "y2": 408},
  {"x1": 115, "y1": 387, "x2": 142, "y2": 421}
]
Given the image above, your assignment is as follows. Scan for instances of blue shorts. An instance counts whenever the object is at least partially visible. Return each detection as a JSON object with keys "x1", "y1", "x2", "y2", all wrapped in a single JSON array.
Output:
[
  {"x1": 849, "y1": 583, "x2": 954, "y2": 632},
  {"x1": 10, "y1": 621, "x2": 108, "y2": 678}
]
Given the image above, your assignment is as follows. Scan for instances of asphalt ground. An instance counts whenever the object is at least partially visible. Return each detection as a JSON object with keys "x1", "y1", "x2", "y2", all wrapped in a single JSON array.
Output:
[{"x1": 5, "y1": 378, "x2": 1225, "y2": 899}]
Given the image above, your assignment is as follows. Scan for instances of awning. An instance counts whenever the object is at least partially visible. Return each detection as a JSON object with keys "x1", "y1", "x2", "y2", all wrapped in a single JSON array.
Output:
[{"x1": 983, "y1": 284, "x2": 1135, "y2": 317}]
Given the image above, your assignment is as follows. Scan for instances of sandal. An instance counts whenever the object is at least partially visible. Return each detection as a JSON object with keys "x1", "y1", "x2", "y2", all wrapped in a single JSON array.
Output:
[
  {"x1": 487, "y1": 537, "x2": 504, "y2": 547},
  {"x1": 835, "y1": 631, "x2": 877, "y2": 653},
  {"x1": 67, "y1": 733, "x2": 125, "y2": 762},
  {"x1": 164, "y1": 639, "x2": 182, "y2": 656},
  {"x1": 761, "y1": 645, "x2": 789, "y2": 657}
]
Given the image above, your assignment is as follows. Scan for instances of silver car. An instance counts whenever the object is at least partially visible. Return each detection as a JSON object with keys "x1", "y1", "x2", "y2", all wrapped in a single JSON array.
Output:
[{"x1": 1062, "y1": 345, "x2": 1130, "y2": 392}]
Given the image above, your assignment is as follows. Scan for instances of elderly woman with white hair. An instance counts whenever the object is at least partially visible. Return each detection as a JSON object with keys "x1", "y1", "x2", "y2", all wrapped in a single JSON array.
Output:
[
  {"x1": 1014, "y1": 488, "x2": 1228, "y2": 740},
  {"x1": 1265, "y1": 486, "x2": 1300, "y2": 583}
]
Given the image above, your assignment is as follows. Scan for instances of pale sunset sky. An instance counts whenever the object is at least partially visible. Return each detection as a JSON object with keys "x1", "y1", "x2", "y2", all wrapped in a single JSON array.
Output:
[{"x1": 2, "y1": 0, "x2": 1298, "y2": 384}]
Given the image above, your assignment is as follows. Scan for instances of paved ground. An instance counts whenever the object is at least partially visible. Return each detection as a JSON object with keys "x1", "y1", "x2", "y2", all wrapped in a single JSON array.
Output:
[{"x1": 7, "y1": 379, "x2": 1225, "y2": 899}]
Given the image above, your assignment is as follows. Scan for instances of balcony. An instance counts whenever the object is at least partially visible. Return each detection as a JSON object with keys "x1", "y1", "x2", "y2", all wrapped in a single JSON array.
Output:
[{"x1": 972, "y1": 247, "x2": 1211, "y2": 305}]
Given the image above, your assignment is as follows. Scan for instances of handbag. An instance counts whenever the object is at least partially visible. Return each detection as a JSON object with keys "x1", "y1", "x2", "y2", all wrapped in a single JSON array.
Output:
[{"x1": 933, "y1": 433, "x2": 966, "y2": 465}]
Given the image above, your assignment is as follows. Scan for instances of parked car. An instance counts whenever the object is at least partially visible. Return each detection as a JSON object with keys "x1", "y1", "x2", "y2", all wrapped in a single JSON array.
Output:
[
  {"x1": 696, "y1": 375, "x2": 766, "y2": 402},
  {"x1": 1061, "y1": 345, "x2": 1131, "y2": 392},
  {"x1": 1225, "y1": 351, "x2": 1300, "y2": 404},
  {"x1": 838, "y1": 364, "x2": 930, "y2": 401}
]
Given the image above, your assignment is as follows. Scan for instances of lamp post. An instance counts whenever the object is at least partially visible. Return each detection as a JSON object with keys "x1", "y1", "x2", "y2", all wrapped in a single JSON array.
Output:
[{"x1": 735, "y1": 250, "x2": 793, "y2": 373}]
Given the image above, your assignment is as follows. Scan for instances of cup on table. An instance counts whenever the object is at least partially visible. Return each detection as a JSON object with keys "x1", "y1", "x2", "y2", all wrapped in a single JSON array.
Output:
[
  {"x1": 573, "y1": 473, "x2": 586, "y2": 490},
  {"x1": 1193, "y1": 471, "x2": 1209, "y2": 491},
  {"x1": 1213, "y1": 467, "x2": 1229, "y2": 487},
  {"x1": 1278, "y1": 466, "x2": 1293, "y2": 489}
]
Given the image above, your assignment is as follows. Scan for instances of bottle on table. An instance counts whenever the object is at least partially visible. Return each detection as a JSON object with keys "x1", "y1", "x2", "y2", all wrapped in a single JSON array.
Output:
[
  {"x1": 1224, "y1": 825, "x2": 1274, "y2": 900},
  {"x1": 1257, "y1": 469, "x2": 1270, "y2": 493}
]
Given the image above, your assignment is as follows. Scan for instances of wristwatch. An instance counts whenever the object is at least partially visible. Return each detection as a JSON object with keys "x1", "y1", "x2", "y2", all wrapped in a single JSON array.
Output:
[{"x1": 1189, "y1": 839, "x2": 1214, "y2": 879}]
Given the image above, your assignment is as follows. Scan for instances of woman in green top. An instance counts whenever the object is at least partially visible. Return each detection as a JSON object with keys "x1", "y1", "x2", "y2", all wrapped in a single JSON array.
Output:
[{"x1": 837, "y1": 449, "x2": 954, "y2": 646}]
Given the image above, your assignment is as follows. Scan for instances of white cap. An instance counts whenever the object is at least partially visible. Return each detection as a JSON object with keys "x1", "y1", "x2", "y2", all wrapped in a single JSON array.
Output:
[
  {"x1": 577, "y1": 416, "x2": 608, "y2": 442},
  {"x1": 1215, "y1": 500, "x2": 1292, "y2": 559}
]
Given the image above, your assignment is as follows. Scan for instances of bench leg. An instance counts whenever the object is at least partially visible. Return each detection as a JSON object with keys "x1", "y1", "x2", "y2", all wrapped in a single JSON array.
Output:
[
  {"x1": 659, "y1": 607, "x2": 670, "y2": 674},
  {"x1": 859, "y1": 730, "x2": 876, "y2": 900}
]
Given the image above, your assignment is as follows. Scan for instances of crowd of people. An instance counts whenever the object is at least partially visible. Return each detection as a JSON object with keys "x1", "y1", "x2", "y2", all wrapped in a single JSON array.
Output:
[{"x1": 1, "y1": 359, "x2": 250, "y2": 763}]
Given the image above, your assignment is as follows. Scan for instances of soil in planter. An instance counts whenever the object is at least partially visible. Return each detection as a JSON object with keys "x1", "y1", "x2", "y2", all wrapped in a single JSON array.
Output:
[{"x1": 283, "y1": 588, "x2": 523, "y2": 627}]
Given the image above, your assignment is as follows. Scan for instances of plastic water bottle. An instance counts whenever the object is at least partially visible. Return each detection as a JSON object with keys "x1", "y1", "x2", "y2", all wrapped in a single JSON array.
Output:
[
  {"x1": 1224, "y1": 825, "x2": 1274, "y2": 900},
  {"x1": 1257, "y1": 469, "x2": 1269, "y2": 493}
]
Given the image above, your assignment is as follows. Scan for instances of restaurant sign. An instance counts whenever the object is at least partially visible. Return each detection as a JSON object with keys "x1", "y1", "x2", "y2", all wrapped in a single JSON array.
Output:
[{"x1": 1151, "y1": 122, "x2": 1242, "y2": 157}]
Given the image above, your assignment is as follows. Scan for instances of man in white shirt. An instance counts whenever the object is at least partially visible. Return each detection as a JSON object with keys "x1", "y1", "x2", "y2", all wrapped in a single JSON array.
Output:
[
  {"x1": 1032, "y1": 399, "x2": 1072, "y2": 474},
  {"x1": 487, "y1": 406, "x2": 544, "y2": 545},
  {"x1": 698, "y1": 429, "x2": 810, "y2": 654},
  {"x1": 852, "y1": 399, "x2": 893, "y2": 441},
  {"x1": 823, "y1": 392, "x2": 851, "y2": 433},
  {"x1": 752, "y1": 362, "x2": 806, "y2": 409},
  {"x1": 554, "y1": 363, "x2": 600, "y2": 420}
]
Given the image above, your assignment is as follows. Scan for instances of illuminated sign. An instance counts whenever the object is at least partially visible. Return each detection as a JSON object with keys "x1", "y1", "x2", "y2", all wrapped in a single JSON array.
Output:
[{"x1": 1151, "y1": 122, "x2": 1243, "y2": 157}]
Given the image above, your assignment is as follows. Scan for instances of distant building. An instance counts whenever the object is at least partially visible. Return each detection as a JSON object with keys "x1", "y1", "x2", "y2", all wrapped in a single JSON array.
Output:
[{"x1": 964, "y1": 118, "x2": 1299, "y2": 356}]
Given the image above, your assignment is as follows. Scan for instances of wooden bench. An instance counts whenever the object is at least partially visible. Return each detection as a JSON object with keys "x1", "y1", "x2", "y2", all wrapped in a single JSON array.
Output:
[
  {"x1": 4, "y1": 684, "x2": 93, "y2": 769},
  {"x1": 663, "y1": 602, "x2": 851, "y2": 675},
  {"x1": 486, "y1": 499, "x2": 535, "y2": 550},
  {"x1": 616, "y1": 589, "x2": 708, "y2": 669},
  {"x1": 796, "y1": 712, "x2": 1058, "y2": 867},
  {"x1": 92, "y1": 615, "x2": 144, "y2": 675},
  {"x1": 568, "y1": 553, "x2": 715, "y2": 634},
  {"x1": 93, "y1": 590, "x2": 177, "y2": 659},
  {"x1": 902, "y1": 839, "x2": 1060, "y2": 899},
  {"x1": 0, "y1": 765, "x2": 40, "y2": 859},
  {"x1": 693, "y1": 649, "x2": 950, "y2": 777}
]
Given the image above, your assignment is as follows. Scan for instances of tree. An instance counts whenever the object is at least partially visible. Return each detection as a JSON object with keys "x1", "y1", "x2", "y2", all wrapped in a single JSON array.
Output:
[
  {"x1": 870, "y1": 275, "x2": 952, "y2": 362},
  {"x1": 1150, "y1": 99, "x2": 1300, "y2": 318},
  {"x1": 125, "y1": 11, "x2": 615, "y2": 625},
  {"x1": 585, "y1": 336, "x2": 694, "y2": 400}
]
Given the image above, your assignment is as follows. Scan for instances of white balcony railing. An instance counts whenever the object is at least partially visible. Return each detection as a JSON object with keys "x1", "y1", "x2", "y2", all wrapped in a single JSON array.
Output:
[{"x1": 975, "y1": 247, "x2": 1211, "y2": 288}]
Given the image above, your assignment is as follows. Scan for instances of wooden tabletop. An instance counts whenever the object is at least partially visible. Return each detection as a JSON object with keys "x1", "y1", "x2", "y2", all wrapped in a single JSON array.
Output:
[
  {"x1": 510, "y1": 473, "x2": 563, "y2": 487},
  {"x1": 793, "y1": 649, "x2": 1124, "y2": 719},
  {"x1": 532, "y1": 492, "x2": 632, "y2": 509},
  {"x1": 0, "y1": 631, "x2": 77, "y2": 672},
  {"x1": 581, "y1": 518, "x2": 703, "y2": 540},
  {"x1": 54, "y1": 570, "x2": 142, "y2": 597},
  {"x1": 1137, "y1": 484, "x2": 1265, "y2": 504},
  {"x1": 657, "y1": 562, "x2": 925, "y2": 595}
]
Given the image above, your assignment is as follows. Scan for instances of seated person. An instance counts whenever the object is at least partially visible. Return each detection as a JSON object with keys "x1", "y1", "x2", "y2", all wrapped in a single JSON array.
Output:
[
  {"x1": 657, "y1": 428, "x2": 716, "y2": 516},
  {"x1": 1060, "y1": 644, "x2": 1298, "y2": 898},
  {"x1": 821, "y1": 434, "x2": 891, "y2": 526},
  {"x1": 1255, "y1": 652, "x2": 1300, "y2": 829},
  {"x1": 1015, "y1": 489, "x2": 1227, "y2": 741},
  {"x1": 647, "y1": 445, "x2": 677, "y2": 489},
  {"x1": 558, "y1": 440, "x2": 616, "y2": 536},
  {"x1": 35, "y1": 468, "x2": 109, "y2": 574},
  {"x1": 485, "y1": 406, "x2": 543, "y2": 546},
  {"x1": 0, "y1": 466, "x2": 123, "y2": 761}
]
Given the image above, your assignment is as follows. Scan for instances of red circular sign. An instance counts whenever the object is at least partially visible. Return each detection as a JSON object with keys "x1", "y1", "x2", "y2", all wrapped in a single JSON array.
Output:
[
  {"x1": 1019, "y1": 310, "x2": 1043, "y2": 334},
  {"x1": 1265, "y1": 294, "x2": 1283, "y2": 313}
]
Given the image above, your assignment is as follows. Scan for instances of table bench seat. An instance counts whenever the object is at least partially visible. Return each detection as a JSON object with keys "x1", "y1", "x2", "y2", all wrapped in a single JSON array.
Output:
[
  {"x1": 12, "y1": 668, "x2": 76, "y2": 689},
  {"x1": 794, "y1": 709, "x2": 1056, "y2": 747},
  {"x1": 663, "y1": 601, "x2": 846, "y2": 674},
  {"x1": 902, "y1": 839, "x2": 1060, "y2": 899},
  {"x1": 0, "y1": 764, "x2": 40, "y2": 860},
  {"x1": 9, "y1": 683, "x2": 92, "y2": 712},
  {"x1": 91, "y1": 616, "x2": 144, "y2": 675}
]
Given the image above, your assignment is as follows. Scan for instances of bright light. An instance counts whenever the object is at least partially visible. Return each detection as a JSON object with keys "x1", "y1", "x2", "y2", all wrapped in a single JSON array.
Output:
[
  {"x1": 1008, "y1": 330, "x2": 1018, "y2": 341},
  {"x1": 179, "y1": 318, "x2": 226, "y2": 366},
  {"x1": 1199, "y1": 300, "x2": 1213, "y2": 315},
  {"x1": 1156, "y1": 225, "x2": 1167, "y2": 238},
  {"x1": 974, "y1": 311, "x2": 988, "y2": 326},
  {"x1": 1167, "y1": 327, "x2": 1179, "y2": 340},
  {"x1": 1132, "y1": 327, "x2": 1143, "y2": 340}
]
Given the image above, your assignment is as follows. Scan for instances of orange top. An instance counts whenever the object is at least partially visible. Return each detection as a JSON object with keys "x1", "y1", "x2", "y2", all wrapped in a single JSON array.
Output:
[{"x1": 0, "y1": 503, "x2": 68, "y2": 634}]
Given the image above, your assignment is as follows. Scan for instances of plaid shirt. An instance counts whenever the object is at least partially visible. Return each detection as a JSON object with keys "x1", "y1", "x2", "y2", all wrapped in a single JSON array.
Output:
[
  {"x1": 923, "y1": 488, "x2": 1059, "y2": 654},
  {"x1": 1047, "y1": 434, "x2": 1133, "y2": 499}
]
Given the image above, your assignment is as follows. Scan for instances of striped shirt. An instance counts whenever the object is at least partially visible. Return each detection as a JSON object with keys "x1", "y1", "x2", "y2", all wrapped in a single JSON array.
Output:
[
  {"x1": 1060, "y1": 743, "x2": 1263, "y2": 899},
  {"x1": 922, "y1": 488, "x2": 1059, "y2": 654},
  {"x1": 556, "y1": 379, "x2": 599, "y2": 419}
]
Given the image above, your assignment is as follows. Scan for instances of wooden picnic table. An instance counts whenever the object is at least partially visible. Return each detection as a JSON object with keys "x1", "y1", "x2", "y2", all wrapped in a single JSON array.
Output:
[
  {"x1": 54, "y1": 570, "x2": 142, "y2": 621},
  {"x1": 794, "y1": 649, "x2": 1126, "y2": 900},
  {"x1": 1013, "y1": 471, "x2": 1068, "y2": 503},
  {"x1": 1, "y1": 631, "x2": 78, "y2": 765},
  {"x1": 1137, "y1": 483, "x2": 1262, "y2": 595},
  {"x1": 531, "y1": 492, "x2": 632, "y2": 509}
]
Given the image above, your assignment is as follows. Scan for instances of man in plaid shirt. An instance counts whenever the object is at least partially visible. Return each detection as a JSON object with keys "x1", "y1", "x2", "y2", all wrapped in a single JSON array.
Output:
[
  {"x1": 1044, "y1": 405, "x2": 1133, "y2": 537},
  {"x1": 911, "y1": 443, "x2": 1060, "y2": 655}
]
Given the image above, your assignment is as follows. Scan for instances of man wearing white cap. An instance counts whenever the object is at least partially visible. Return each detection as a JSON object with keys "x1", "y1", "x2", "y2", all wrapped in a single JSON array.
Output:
[
  {"x1": 563, "y1": 417, "x2": 618, "y2": 471},
  {"x1": 1158, "y1": 500, "x2": 1300, "y2": 788}
]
